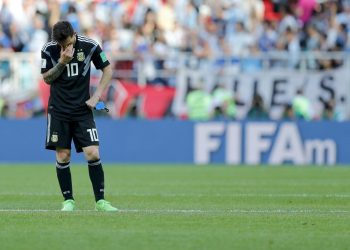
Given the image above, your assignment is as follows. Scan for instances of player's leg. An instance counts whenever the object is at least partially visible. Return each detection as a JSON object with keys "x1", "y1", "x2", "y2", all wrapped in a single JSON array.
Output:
[
  {"x1": 83, "y1": 145, "x2": 105, "y2": 202},
  {"x1": 73, "y1": 119, "x2": 117, "y2": 211},
  {"x1": 56, "y1": 148, "x2": 75, "y2": 211},
  {"x1": 45, "y1": 114, "x2": 75, "y2": 211},
  {"x1": 83, "y1": 146, "x2": 117, "y2": 211}
]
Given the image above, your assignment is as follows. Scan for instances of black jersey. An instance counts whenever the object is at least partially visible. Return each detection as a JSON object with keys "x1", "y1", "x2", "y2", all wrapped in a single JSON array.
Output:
[{"x1": 41, "y1": 35, "x2": 110, "y2": 121}]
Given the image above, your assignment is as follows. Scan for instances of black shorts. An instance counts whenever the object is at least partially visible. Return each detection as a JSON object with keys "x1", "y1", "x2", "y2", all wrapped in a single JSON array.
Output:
[{"x1": 45, "y1": 113, "x2": 99, "y2": 153}]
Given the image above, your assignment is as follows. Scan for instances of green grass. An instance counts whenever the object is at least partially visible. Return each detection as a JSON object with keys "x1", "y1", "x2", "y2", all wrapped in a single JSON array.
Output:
[{"x1": 0, "y1": 165, "x2": 350, "y2": 250}]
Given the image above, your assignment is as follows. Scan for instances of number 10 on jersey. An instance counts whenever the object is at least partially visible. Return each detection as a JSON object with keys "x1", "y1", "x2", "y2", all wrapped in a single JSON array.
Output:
[{"x1": 66, "y1": 63, "x2": 78, "y2": 77}]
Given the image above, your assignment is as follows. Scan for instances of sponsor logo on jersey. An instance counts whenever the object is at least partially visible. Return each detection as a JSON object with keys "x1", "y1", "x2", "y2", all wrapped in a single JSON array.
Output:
[{"x1": 77, "y1": 52, "x2": 85, "y2": 61}]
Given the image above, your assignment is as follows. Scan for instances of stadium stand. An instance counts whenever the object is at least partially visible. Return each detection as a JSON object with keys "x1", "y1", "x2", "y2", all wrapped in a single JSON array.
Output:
[{"x1": 0, "y1": 0, "x2": 349, "y2": 120}]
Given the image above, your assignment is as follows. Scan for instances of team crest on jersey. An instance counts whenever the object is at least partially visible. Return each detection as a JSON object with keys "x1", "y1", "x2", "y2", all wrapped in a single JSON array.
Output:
[
  {"x1": 51, "y1": 134, "x2": 58, "y2": 143},
  {"x1": 77, "y1": 52, "x2": 85, "y2": 61}
]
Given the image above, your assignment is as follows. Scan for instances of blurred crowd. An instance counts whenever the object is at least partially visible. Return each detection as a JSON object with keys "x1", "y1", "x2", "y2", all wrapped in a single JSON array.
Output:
[
  {"x1": 0, "y1": 0, "x2": 350, "y2": 120},
  {"x1": 184, "y1": 84, "x2": 346, "y2": 122},
  {"x1": 2, "y1": 0, "x2": 350, "y2": 63}
]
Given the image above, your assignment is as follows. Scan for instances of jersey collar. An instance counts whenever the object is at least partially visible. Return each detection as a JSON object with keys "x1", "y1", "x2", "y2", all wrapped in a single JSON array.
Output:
[{"x1": 74, "y1": 34, "x2": 79, "y2": 48}]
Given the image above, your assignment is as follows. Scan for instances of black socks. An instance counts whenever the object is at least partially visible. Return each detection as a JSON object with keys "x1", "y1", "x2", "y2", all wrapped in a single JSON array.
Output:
[
  {"x1": 88, "y1": 159, "x2": 105, "y2": 202},
  {"x1": 56, "y1": 161, "x2": 73, "y2": 200},
  {"x1": 56, "y1": 159, "x2": 105, "y2": 202}
]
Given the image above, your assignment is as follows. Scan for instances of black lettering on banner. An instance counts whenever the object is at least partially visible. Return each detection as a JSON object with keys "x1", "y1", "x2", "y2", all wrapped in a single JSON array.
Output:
[
  {"x1": 233, "y1": 79, "x2": 239, "y2": 92},
  {"x1": 253, "y1": 79, "x2": 259, "y2": 97},
  {"x1": 271, "y1": 78, "x2": 287, "y2": 107},
  {"x1": 318, "y1": 75, "x2": 335, "y2": 105},
  {"x1": 186, "y1": 75, "x2": 192, "y2": 93},
  {"x1": 233, "y1": 79, "x2": 245, "y2": 106}
]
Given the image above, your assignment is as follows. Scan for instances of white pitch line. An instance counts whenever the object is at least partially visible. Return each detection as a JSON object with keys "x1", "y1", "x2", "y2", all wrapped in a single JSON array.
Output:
[
  {"x1": 121, "y1": 193, "x2": 350, "y2": 198},
  {"x1": 0, "y1": 209, "x2": 59, "y2": 212},
  {"x1": 1, "y1": 193, "x2": 350, "y2": 198},
  {"x1": 0, "y1": 209, "x2": 349, "y2": 214},
  {"x1": 121, "y1": 209, "x2": 350, "y2": 214}
]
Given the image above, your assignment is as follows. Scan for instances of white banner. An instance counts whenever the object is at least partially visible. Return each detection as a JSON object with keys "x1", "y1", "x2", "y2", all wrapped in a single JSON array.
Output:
[{"x1": 174, "y1": 66, "x2": 350, "y2": 120}]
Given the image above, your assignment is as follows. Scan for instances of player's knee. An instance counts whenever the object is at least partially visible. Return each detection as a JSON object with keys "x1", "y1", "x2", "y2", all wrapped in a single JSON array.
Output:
[
  {"x1": 84, "y1": 147, "x2": 100, "y2": 161},
  {"x1": 56, "y1": 149, "x2": 71, "y2": 163}
]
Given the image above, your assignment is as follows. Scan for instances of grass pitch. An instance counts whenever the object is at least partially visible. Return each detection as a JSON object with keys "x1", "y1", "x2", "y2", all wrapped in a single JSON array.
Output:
[{"x1": 0, "y1": 165, "x2": 350, "y2": 250}]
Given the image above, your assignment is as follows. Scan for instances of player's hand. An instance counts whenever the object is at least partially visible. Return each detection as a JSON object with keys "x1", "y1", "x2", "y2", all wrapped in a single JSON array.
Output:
[
  {"x1": 85, "y1": 96, "x2": 99, "y2": 109},
  {"x1": 59, "y1": 44, "x2": 75, "y2": 65}
]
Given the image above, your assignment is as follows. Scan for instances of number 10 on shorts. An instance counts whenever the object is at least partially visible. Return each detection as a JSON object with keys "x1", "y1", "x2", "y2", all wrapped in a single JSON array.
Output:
[{"x1": 87, "y1": 128, "x2": 99, "y2": 142}]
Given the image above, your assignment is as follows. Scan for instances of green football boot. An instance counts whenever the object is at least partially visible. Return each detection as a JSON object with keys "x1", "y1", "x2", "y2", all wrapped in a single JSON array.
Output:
[
  {"x1": 95, "y1": 199, "x2": 118, "y2": 212},
  {"x1": 61, "y1": 199, "x2": 76, "y2": 211}
]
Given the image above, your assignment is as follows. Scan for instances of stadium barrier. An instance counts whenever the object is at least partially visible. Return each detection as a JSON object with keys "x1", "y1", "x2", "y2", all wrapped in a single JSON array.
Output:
[
  {"x1": 0, "y1": 119, "x2": 348, "y2": 165},
  {"x1": 1, "y1": 51, "x2": 350, "y2": 119}
]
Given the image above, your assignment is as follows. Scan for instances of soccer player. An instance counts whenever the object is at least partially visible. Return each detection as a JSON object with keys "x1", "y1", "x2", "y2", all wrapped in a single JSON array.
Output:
[{"x1": 41, "y1": 21, "x2": 117, "y2": 212}]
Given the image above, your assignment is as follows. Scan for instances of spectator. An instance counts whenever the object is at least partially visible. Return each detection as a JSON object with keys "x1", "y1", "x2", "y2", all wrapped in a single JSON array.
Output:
[
  {"x1": 177, "y1": 0, "x2": 197, "y2": 30},
  {"x1": 212, "y1": 83, "x2": 236, "y2": 119},
  {"x1": 276, "y1": 27, "x2": 301, "y2": 68},
  {"x1": 322, "y1": 98, "x2": 345, "y2": 121},
  {"x1": 336, "y1": 1, "x2": 350, "y2": 32},
  {"x1": 247, "y1": 94, "x2": 269, "y2": 120},
  {"x1": 8, "y1": 22, "x2": 28, "y2": 52},
  {"x1": 26, "y1": 14, "x2": 48, "y2": 54},
  {"x1": 305, "y1": 24, "x2": 321, "y2": 51},
  {"x1": 0, "y1": 97, "x2": 5, "y2": 117},
  {"x1": 186, "y1": 82, "x2": 213, "y2": 121},
  {"x1": 157, "y1": 0, "x2": 176, "y2": 32},
  {"x1": 258, "y1": 21, "x2": 278, "y2": 51},
  {"x1": 296, "y1": 0, "x2": 317, "y2": 26},
  {"x1": 278, "y1": 5, "x2": 299, "y2": 34},
  {"x1": 227, "y1": 21, "x2": 255, "y2": 57},
  {"x1": 292, "y1": 89, "x2": 312, "y2": 120},
  {"x1": 281, "y1": 103, "x2": 295, "y2": 120},
  {"x1": 0, "y1": 26, "x2": 11, "y2": 50},
  {"x1": 322, "y1": 99, "x2": 336, "y2": 120}
]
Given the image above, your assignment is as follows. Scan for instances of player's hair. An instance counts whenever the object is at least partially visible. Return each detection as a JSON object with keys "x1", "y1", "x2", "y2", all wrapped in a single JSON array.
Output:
[{"x1": 52, "y1": 21, "x2": 74, "y2": 43}]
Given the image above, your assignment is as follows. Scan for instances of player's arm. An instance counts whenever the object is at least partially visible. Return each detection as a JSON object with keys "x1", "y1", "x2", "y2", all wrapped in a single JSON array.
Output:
[
  {"x1": 85, "y1": 64, "x2": 112, "y2": 109},
  {"x1": 86, "y1": 45, "x2": 112, "y2": 109},
  {"x1": 42, "y1": 45, "x2": 75, "y2": 84},
  {"x1": 42, "y1": 62, "x2": 66, "y2": 84}
]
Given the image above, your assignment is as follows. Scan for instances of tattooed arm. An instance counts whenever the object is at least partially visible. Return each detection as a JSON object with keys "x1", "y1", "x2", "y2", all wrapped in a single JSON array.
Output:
[
  {"x1": 42, "y1": 62, "x2": 66, "y2": 84},
  {"x1": 42, "y1": 44, "x2": 75, "y2": 84}
]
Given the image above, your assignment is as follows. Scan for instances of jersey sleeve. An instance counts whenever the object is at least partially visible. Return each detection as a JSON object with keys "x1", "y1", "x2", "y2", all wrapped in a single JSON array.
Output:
[
  {"x1": 91, "y1": 44, "x2": 110, "y2": 70},
  {"x1": 41, "y1": 49, "x2": 53, "y2": 74}
]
